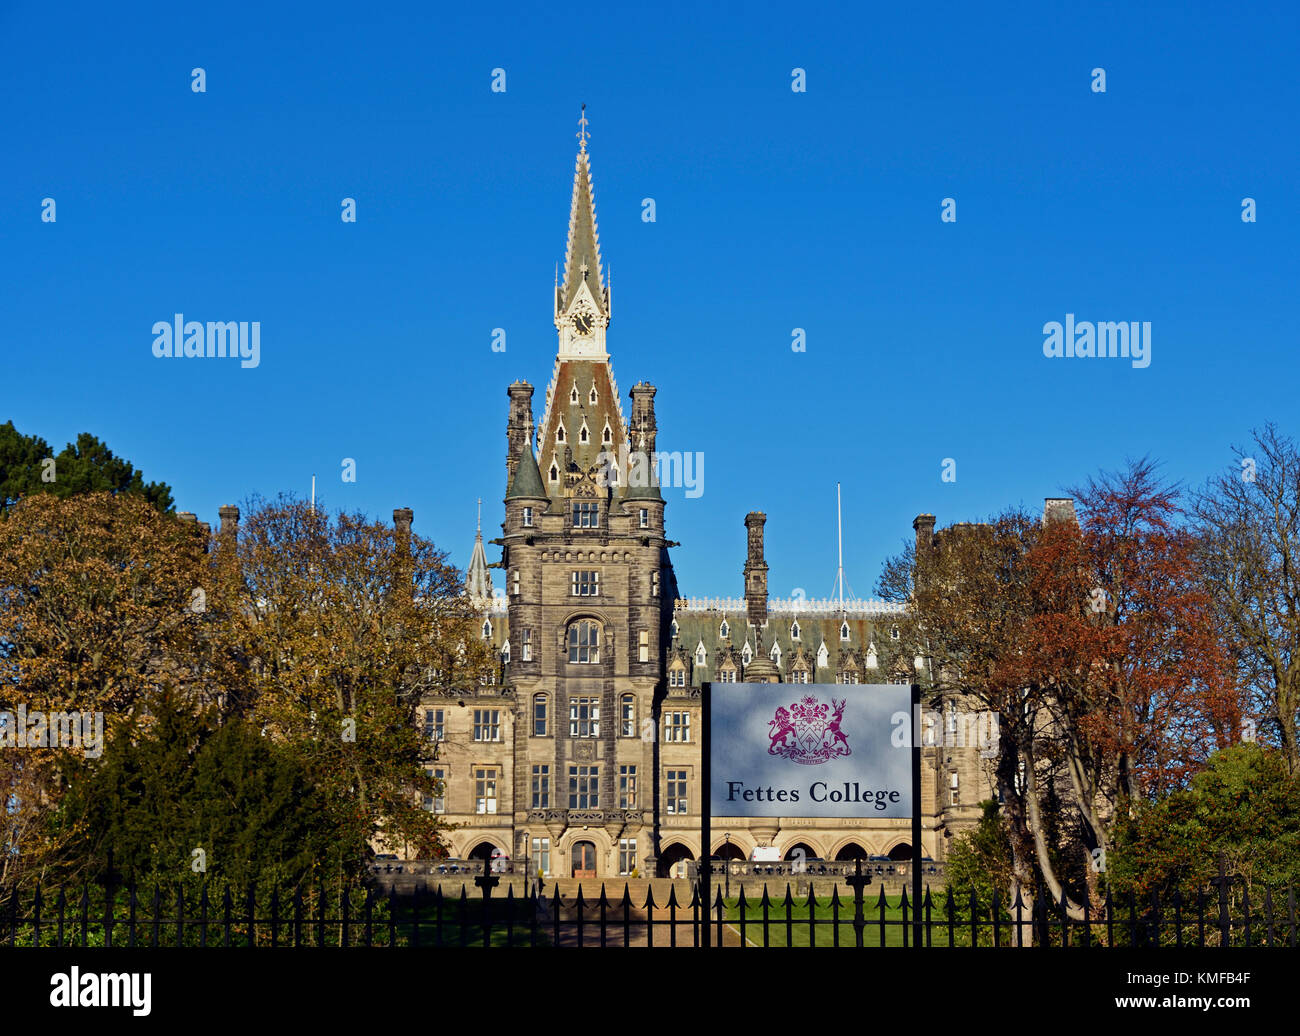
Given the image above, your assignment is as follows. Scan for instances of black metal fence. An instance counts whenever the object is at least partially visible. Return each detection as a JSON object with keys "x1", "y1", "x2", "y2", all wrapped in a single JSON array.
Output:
[{"x1": 2, "y1": 867, "x2": 1295, "y2": 948}]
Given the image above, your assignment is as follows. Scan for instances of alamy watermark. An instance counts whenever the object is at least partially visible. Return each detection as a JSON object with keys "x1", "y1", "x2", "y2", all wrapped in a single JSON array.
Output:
[
  {"x1": 151, "y1": 314, "x2": 260, "y2": 368},
  {"x1": 0, "y1": 704, "x2": 104, "y2": 758},
  {"x1": 920, "y1": 708, "x2": 999, "y2": 758},
  {"x1": 1042, "y1": 314, "x2": 1151, "y2": 369},
  {"x1": 593, "y1": 442, "x2": 704, "y2": 499}
]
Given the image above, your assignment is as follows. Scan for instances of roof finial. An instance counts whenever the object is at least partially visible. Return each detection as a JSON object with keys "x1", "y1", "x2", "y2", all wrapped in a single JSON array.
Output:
[
  {"x1": 577, "y1": 103, "x2": 589, "y2": 152},
  {"x1": 476, "y1": 497, "x2": 482, "y2": 534}
]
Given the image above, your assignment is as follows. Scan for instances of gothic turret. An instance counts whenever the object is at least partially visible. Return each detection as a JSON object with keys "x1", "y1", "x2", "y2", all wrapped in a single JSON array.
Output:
[{"x1": 466, "y1": 500, "x2": 494, "y2": 604}]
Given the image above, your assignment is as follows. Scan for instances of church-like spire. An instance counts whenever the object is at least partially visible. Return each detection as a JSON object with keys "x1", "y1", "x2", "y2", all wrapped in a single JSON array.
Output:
[
  {"x1": 466, "y1": 498, "x2": 494, "y2": 602},
  {"x1": 557, "y1": 104, "x2": 607, "y2": 321}
]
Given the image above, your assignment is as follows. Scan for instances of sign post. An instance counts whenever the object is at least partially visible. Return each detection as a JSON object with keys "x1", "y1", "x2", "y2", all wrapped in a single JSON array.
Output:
[{"x1": 704, "y1": 681, "x2": 921, "y2": 947}]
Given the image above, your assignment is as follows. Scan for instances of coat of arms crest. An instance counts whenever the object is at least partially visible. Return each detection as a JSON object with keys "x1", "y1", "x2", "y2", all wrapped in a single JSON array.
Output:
[{"x1": 767, "y1": 695, "x2": 850, "y2": 764}]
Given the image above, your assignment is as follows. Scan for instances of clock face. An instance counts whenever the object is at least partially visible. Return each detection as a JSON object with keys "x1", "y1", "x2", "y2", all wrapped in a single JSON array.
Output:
[{"x1": 572, "y1": 309, "x2": 594, "y2": 336}]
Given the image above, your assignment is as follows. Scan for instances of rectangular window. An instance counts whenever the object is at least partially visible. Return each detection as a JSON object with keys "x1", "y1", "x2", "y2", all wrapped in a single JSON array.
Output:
[
  {"x1": 533, "y1": 696, "x2": 548, "y2": 736},
  {"x1": 522, "y1": 506, "x2": 533, "y2": 527},
  {"x1": 532, "y1": 837, "x2": 550, "y2": 876},
  {"x1": 569, "y1": 697, "x2": 600, "y2": 737},
  {"x1": 572, "y1": 501, "x2": 599, "y2": 528},
  {"x1": 664, "y1": 712, "x2": 691, "y2": 742},
  {"x1": 638, "y1": 508, "x2": 649, "y2": 529},
  {"x1": 532, "y1": 765, "x2": 550, "y2": 808},
  {"x1": 619, "y1": 837, "x2": 638, "y2": 875},
  {"x1": 475, "y1": 767, "x2": 498, "y2": 814},
  {"x1": 717, "y1": 670, "x2": 736, "y2": 683},
  {"x1": 473, "y1": 709, "x2": 500, "y2": 742},
  {"x1": 512, "y1": 570, "x2": 520, "y2": 595},
  {"x1": 791, "y1": 670, "x2": 809, "y2": 684},
  {"x1": 423, "y1": 709, "x2": 445, "y2": 741},
  {"x1": 522, "y1": 628, "x2": 532, "y2": 662},
  {"x1": 839, "y1": 672, "x2": 859, "y2": 685},
  {"x1": 423, "y1": 767, "x2": 446, "y2": 813},
  {"x1": 669, "y1": 669, "x2": 685, "y2": 688},
  {"x1": 619, "y1": 765, "x2": 637, "y2": 808},
  {"x1": 621, "y1": 697, "x2": 635, "y2": 736},
  {"x1": 568, "y1": 765, "x2": 599, "y2": 809},
  {"x1": 571, "y1": 570, "x2": 600, "y2": 597},
  {"x1": 666, "y1": 770, "x2": 687, "y2": 815},
  {"x1": 638, "y1": 630, "x2": 649, "y2": 663}
]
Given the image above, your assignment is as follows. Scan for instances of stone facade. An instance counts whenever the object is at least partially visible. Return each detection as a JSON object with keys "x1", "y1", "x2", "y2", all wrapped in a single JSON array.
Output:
[{"x1": 414, "y1": 121, "x2": 999, "y2": 879}]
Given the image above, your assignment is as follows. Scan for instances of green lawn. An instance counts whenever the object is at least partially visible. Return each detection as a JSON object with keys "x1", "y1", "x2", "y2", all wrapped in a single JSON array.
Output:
[{"x1": 721, "y1": 894, "x2": 928, "y2": 947}]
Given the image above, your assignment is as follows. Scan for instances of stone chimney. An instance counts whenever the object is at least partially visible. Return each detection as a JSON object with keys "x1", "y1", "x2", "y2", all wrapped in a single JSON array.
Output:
[
  {"x1": 393, "y1": 507, "x2": 414, "y2": 539},
  {"x1": 1043, "y1": 498, "x2": 1077, "y2": 527},
  {"x1": 218, "y1": 505, "x2": 240, "y2": 536},
  {"x1": 629, "y1": 382, "x2": 658, "y2": 455},
  {"x1": 913, "y1": 513, "x2": 937, "y2": 556},
  {"x1": 743, "y1": 512, "x2": 769, "y2": 630},
  {"x1": 506, "y1": 382, "x2": 535, "y2": 488}
]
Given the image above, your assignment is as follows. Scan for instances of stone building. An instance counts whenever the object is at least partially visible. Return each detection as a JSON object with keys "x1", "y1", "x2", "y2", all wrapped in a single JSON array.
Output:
[{"x1": 416, "y1": 119, "x2": 1001, "y2": 879}]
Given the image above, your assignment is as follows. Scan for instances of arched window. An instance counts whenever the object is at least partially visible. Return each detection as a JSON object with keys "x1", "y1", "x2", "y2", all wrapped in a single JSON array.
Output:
[
  {"x1": 816, "y1": 641, "x2": 829, "y2": 668},
  {"x1": 568, "y1": 620, "x2": 601, "y2": 664},
  {"x1": 533, "y1": 694, "x2": 548, "y2": 736},
  {"x1": 670, "y1": 618, "x2": 679, "y2": 639},
  {"x1": 501, "y1": 640, "x2": 511, "y2": 664},
  {"x1": 719, "y1": 618, "x2": 729, "y2": 639},
  {"x1": 482, "y1": 619, "x2": 492, "y2": 639},
  {"x1": 770, "y1": 642, "x2": 782, "y2": 663},
  {"x1": 790, "y1": 620, "x2": 801, "y2": 640},
  {"x1": 840, "y1": 619, "x2": 850, "y2": 642},
  {"x1": 741, "y1": 642, "x2": 752, "y2": 665},
  {"x1": 695, "y1": 641, "x2": 707, "y2": 666},
  {"x1": 556, "y1": 423, "x2": 566, "y2": 443}
]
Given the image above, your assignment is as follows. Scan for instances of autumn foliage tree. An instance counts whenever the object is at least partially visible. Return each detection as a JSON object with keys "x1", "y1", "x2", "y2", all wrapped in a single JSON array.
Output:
[
  {"x1": 208, "y1": 495, "x2": 496, "y2": 874},
  {"x1": 886, "y1": 459, "x2": 1244, "y2": 929}
]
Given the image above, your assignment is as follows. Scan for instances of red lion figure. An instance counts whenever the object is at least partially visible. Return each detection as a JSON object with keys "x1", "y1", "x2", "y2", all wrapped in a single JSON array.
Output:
[{"x1": 768, "y1": 706, "x2": 797, "y2": 755}]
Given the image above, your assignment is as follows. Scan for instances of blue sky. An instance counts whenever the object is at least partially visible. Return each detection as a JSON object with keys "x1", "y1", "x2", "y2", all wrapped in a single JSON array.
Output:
[{"x1": 2, "y1": 1, "x2": 1296, "y2": 597}]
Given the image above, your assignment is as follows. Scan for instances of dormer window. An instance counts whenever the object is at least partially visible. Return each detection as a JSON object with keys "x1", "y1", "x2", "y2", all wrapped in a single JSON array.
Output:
[
  {"x1": 549, "y1": 464, "x2": 559, "y2": 483},
  {"x1": 695, "y1": 641, "x2": 707, "y2": 666},
  {"x1": 482, "y1": 619, "x2": 492, "y2": 639},
  {"x1": 719, "y1": 619, "x2": 729, "y2": 639},
  {"x1": 741, "y1": 642, "x2": 752, "y2": 665},
  {"x1": 840, "y1": 620, "x2": 850, "y2": 642},
  {"x1": 579, "y1": 420, "x2": 590, "y2": 444},
  {"x1": 570, "y1": 386, "x2": 579, "y2": 404},
  {"x1": 602, "y1": 421, "x2": 612, "y2": 444},
  {"x1": 670, "y1": 618, "x2": 679, "y2": 639},
  {"x1": 817, "y1": 641, "x2": 829, "y2": 668},
  {"x1": 502, "y1": 640, "x2": 511, "y2": 664},
  {"x1": 556, "y1": 424, "x2": 566, "y2": 443},
  {"x1": 590, "y1": 386, "x2": 598, "y2": 404},
  {"x1": 770, "y1": 642, "x2": 781, "y2": 663},
  {"x1": 790, "y1": 620, "x2": 800, "y2": 641}
]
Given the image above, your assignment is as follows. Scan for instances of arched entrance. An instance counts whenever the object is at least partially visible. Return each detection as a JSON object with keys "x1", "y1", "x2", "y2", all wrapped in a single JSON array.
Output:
[
  {"x1": 783, "y1": 842, "x2": 819, "y2": 862},
  {"x1": 468, "y1": 841, "x2": 505, "y2": 871},
  {"x1": 887, "y1": 842, "x2": 912, "y2": 862},
  {"x1": 657, "y1": 842, "x2": 694, "y2": 878},
  {"x1": 834, "y1": 842, "x2": 868, "y2": 861},
  {"x1": 571, "y1": 840, "x2": 597, "y2": 879},
  {"x1": 713, "y1": 841, "x2": 746, "y2": 863}
]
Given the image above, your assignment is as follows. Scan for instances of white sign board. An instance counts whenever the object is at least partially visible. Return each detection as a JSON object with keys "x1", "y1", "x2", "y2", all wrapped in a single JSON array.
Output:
[{"x1": 709, "y1": 683, "x2": 913, "y2": 819}]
